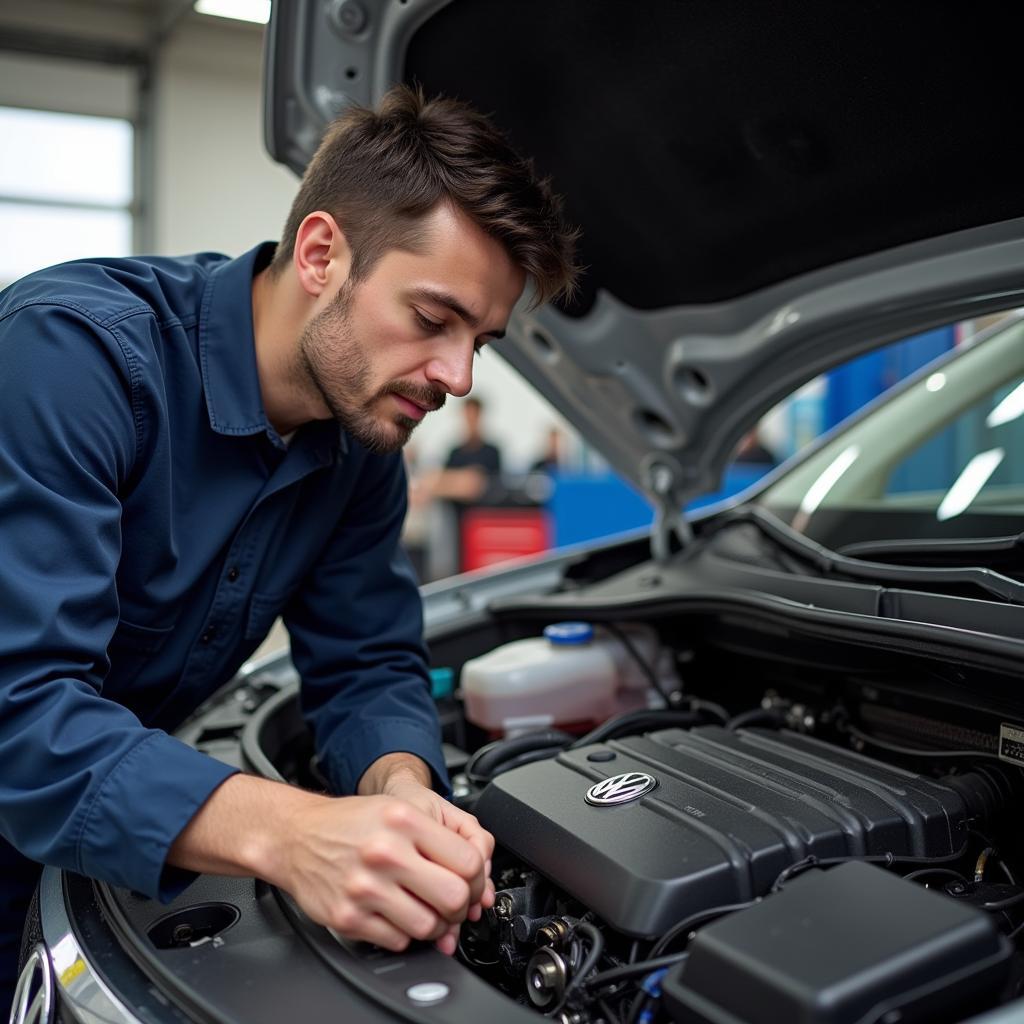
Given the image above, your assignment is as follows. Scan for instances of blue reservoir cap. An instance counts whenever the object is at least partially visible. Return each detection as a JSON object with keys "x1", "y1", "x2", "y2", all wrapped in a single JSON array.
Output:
[
  {"x1": 429, "y1": 666, "x2": 454, "y2": 699},
  {"x1": 544, "y1": 621, "x2": 594, "y2": 645}
]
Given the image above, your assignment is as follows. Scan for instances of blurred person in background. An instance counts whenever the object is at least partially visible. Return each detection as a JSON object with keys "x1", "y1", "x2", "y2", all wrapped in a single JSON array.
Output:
[
  {"x1": 409, "y1": 397, "x2": 506, "y2": 577},
  {"x1": 411, "y1": 396, "x2": 504, "y2": 505},
  {"x1": 442, "y1": 396, "x2": 502, "y2": 491},
  {"x1": 530, "y1": 425, "x2": 564, "y2": 474}
]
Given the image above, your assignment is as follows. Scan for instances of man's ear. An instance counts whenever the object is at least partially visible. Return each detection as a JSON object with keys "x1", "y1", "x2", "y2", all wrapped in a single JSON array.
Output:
[{"x1": 293, "y1": 211, "x2": 353, "y2": 299}]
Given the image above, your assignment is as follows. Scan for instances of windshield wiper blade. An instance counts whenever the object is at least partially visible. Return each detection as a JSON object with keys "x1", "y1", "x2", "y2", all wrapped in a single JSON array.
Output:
[
  {"x1": 838, "y1": 533, "x2": 1024, "y2": 570},
  {"x1": 716, "y1": 507, "x2": 1024, "y2": 604}
]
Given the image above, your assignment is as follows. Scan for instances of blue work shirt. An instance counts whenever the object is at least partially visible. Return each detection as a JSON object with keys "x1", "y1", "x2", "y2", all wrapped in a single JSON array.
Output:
[{"x1": 0, "y1": 244, "x2": 448, "y2": 994}]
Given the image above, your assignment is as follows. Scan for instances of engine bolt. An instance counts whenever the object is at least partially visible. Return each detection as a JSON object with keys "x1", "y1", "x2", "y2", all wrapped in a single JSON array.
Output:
[
  {"x1": 172, "y1": 923, "x2": 194, "y2": 945},
  {"x1": 494, "y1": 894, "x2": 514, "y2": 920},
  {"x1": 558, "y1": 1011, "x2": 587, "y2": 1024},
  {"x1": 537, "y1": 918, "x2": 570, "y2": 946},
  {"x1": 526, "y1": 947, "x2": 568, "y2": 1008}
]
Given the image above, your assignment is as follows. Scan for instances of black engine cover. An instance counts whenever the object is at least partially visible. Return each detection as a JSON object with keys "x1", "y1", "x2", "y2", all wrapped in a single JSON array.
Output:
[{"x1": 475, "y1": 726, "x2": 970, "y2": 938}]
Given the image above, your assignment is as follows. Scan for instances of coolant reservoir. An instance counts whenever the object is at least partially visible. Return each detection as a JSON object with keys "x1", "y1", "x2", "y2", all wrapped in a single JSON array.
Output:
[{"x1": 461, "y1": 622, "x2": 658, "y2": 735}]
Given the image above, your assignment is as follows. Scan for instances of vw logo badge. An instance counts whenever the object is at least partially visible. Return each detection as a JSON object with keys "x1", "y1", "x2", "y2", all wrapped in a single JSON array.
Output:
[{"x1": 585, "y1": 772, "x2": 657, "y2": 806}]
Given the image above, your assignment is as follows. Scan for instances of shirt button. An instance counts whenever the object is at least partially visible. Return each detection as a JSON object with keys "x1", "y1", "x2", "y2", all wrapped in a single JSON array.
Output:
[
  {"x1": 227, "y1": 567, "x2": 240, "y2": 582},
  {"x1": 200, "y1": 627, "x2": 216, "y2": 644}
]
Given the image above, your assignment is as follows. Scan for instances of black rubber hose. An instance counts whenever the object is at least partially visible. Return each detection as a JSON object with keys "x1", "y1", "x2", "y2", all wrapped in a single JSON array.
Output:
[
  {"x1": 467, "y1": 705, "x2": 730, "y2": 784},
  {"x1": 585, "y1": 952, "x2": 688, "y2": 990},
  {"x1": 942, "y1": 768, "x2": 1019, "y2": 824},
  {"x1": 465, "y1": 701, "x2": 753, "y2": 785},
  {"x1": 688, "y1": 699, "x2": 729, "y2": 724},
  {"x1": 770, "y1": 845, "x2": 970, "y2": 894},
  {"x1": 726, "y1": 707, "x2": 786, "y2": 731},
  {"x1": 464, "y1": 730, "x2": 572, "y2": 785},
  {"x1": 569, "y1": 710, "x2": 702, "y2": 749},
  {"x1": 649, "y1": 900, "x2": 760, "y2": 958},
  {"x1": 903, "y1": 868, "x2": 968, "y2": 884},
  {"x1": 563, "y1": 921, "x2": 604, "y2": 999},
  {"x1": 480, "y1": 747, "x2": 570, "y2": 777},
  {"x1": 844, "y1": 722, "x2": 1010, "y2": 766},
  {"x1": 981, "y1": 891, "x2": 1024, "y2": 912}
]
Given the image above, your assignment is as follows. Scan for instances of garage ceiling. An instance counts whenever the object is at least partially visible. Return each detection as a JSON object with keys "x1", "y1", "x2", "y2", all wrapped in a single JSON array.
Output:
[{"x1": 0, "y1": 0, "x2": 262, "y2": 62}]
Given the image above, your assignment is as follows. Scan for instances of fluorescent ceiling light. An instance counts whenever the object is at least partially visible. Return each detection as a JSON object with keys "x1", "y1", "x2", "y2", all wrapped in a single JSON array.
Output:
[
  {"x1": 925, "y1": 372, "x2": 946, "y2": 393},
  {"x1": 936, "y1": 448, "x2": 1004, "y2": 522},
  {"x1": 986, "y1": 379, "x2": 1024, "y2": 429},
  {"x1": 193, "y1": 0, "x2": 270, "y2": 24}
]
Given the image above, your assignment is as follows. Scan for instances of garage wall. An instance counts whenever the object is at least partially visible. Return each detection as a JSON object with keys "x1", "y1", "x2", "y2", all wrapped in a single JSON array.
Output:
[
  {"x1": 151, "y1": 21, "x2": 295, "y2": 256},
  {"x1": 0, "y1": 50, "x2": 136, "y2": 120}
]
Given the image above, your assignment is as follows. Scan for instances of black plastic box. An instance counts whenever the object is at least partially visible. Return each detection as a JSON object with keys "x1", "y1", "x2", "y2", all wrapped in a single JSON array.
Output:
[{"x1": 662, "y1": 861, "x2": 1012, "y2": 1024}]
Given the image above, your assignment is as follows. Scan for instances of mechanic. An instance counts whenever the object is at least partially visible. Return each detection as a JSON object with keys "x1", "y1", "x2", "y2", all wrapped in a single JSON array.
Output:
[{"x1": 0, "y1": 84, "x2": 579, "y2": 1012}]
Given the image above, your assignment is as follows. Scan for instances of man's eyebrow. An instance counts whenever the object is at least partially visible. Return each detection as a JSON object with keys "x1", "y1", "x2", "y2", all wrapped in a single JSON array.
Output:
[{"x1": 409, "y1": 287, "x2": 506, "y2": 340}]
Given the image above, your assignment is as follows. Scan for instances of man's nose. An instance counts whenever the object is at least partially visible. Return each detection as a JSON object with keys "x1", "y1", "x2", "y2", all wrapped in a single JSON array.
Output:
[{"x1": 425, "y1": 341, "x2": 475, "y2": 398}]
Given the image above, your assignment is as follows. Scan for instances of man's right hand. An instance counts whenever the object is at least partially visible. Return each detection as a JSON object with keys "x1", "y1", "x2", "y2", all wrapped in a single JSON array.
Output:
[{"x1": 167, "y1": 774, "x2": 488, "y2": 953}]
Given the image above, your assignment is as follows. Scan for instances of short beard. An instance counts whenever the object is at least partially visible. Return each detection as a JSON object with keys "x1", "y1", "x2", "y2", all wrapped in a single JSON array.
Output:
[{"x1": 297, "y1": 283, "x2": 446, "y2": 454}]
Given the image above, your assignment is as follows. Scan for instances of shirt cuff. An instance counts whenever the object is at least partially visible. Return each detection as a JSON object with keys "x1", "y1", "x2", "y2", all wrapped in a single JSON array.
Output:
[
  {"x1": 321, "y1": 718, "x2": 451, "y2": 798},
  {"x1": 78, "y1": 731, "x2": 239, "y2": 902}
]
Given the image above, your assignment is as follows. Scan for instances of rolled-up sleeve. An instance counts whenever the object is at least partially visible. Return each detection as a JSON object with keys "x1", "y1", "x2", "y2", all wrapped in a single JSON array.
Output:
[
  {"x1": 0, "y1": 303, "x2": 236, "y2": 901},
  {"x1": 285, "y1": 451, "x2": 450, "y2": 797}
]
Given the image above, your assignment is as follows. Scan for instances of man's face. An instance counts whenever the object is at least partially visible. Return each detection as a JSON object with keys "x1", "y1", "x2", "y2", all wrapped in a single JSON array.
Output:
[{"x1": 297, "y1": 204, "x2": 524, "y2": 453}]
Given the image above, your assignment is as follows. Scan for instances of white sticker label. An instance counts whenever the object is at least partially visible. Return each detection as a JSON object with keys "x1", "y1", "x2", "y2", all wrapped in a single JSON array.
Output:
[{"x1": 998, "y1": 723, "x2": 1024, "y2": 767}]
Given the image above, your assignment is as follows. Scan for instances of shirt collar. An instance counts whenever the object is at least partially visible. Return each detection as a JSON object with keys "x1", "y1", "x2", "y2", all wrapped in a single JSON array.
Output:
[
  {"x1": 198, "y1": 241, "x2": 282, "y2": 440},
  {"x1": 198, "y1": 242, "x2": 347, "y2": 461}
]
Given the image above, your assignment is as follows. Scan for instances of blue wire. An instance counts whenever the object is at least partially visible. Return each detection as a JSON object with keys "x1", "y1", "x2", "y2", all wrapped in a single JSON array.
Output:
[{"x1": 637, "y1": 968, "x2": 670, "y2": 1024}]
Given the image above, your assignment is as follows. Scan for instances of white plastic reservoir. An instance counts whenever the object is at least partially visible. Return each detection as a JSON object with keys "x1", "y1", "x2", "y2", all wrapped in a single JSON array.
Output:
[{"x1": 460, "y1": 621, "x2": 670, "y2": 735}]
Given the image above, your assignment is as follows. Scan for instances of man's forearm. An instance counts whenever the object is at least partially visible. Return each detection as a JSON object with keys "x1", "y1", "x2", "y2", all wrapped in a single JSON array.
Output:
[
  {"x1": 166, "y1": 773, "x2": 322, "y2": 884},
  {"x1": 357, "y1": 752, "x2": 432, "y2": 796}
]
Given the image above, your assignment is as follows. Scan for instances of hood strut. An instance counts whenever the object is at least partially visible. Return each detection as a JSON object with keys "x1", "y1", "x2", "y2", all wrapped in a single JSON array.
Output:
[{"x1": 649, "y1": 459, "x2": 693, "y2": 562}]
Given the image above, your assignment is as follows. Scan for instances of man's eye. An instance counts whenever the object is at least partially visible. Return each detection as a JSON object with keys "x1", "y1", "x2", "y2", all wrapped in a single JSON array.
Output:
[{"x1": 413, "y1": 309, "x2": 444, "y2": 333}]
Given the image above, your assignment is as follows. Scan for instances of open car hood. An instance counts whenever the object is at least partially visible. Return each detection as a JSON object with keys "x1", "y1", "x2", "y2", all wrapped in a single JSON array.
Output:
[{"x1": 264, "y1": 0, "x2": 1024, "y2": 519}]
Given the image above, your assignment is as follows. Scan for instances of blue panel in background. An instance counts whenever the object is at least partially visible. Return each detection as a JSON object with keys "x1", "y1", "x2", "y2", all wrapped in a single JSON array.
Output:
[
  {"x1": 549, "y1": 466, "x2": 775, "y2": 547},
  {"x1": 549, "y1": 472, "x2": 653, "y2": 547},
  {"x1": 826, "y1": 326, "x2": 956, "y2": 494},
  {"x1": 548, "y1": 327, "x2": 957, "y2": 548},
  {"x1": 824, "y1": 326, "x2": 956, "y2": 430}
]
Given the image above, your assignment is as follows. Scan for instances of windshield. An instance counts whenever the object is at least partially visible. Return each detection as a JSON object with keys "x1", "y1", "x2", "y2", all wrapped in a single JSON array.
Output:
[{"x1": 759, "y1": 315, "x2": 1024, "y2": 550}]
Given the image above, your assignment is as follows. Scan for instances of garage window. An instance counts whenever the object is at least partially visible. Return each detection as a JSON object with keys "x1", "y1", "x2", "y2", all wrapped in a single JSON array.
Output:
[{"x1": 0, "y1": 106, "x2": 134, "y2": 287}]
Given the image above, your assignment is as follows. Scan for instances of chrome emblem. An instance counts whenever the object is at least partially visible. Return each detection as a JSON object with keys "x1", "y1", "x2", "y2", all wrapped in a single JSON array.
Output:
[
  {"x1": 10, "y1": 944, "x2": 53, "y2": 1024},
  {"x1": 585, "y1": 772, "x2": 657, "y2": 806}
]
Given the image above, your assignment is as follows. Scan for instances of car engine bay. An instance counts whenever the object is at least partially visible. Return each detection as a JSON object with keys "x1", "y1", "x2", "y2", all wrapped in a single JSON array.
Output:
[
  {"x1": 94, "y1": 524, "x2": 1024, "y2": 1024},
  {"x1": 232, "y1": 603, "x2": 1024, "y2": 1023}
]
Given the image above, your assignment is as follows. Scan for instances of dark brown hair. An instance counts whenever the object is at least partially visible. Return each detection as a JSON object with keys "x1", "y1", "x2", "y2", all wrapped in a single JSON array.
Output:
[{"x1": 270, "y1": 85, "x2": 579, "y2": 307}]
